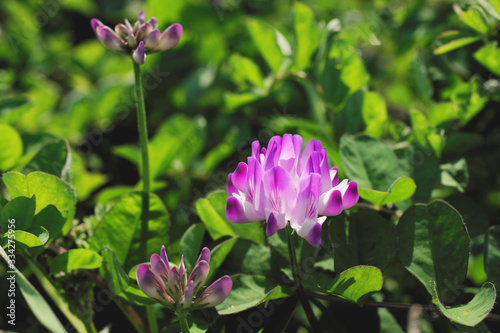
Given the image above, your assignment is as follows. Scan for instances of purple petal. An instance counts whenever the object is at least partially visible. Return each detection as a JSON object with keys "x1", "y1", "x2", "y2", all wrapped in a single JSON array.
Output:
[
  {"x1": 138, "y1": 10, "x2": 145, "y2": 24},
  {"x1": 179, "y1": 255, "x2": 188, "y2": 291},
  {"x1": 115, "y1": 23, "x2": 129, "y2": 39},
  {"x1": 147, "y1": 17, "x2": 158, "y2": 30},
  {"x1": 251, "y1": 140, "x2": 261, "y2": 162},
  {"x1": 180, "y1": 280, "x2": 194, "y2": 309},
  {"x1": 231, "y1": 162, "x2": 248, "y2": 192},
  {"x1": 291, "y1": 173, "x2": 321, "y2": 227},
  {"x1": 319, "y1": 149, "x2": 332, "y2": 193},
  {"x1": 125, "y1": 19, "x2": 133, "y2": 31},
  {"x1": 150, "y1": 253, "x2": 169, "y2": 287},
  {"x1": 135, "y1": 22, "x2": 153, "y2": 42},
  {"x1": 279, "y1": 134, "x2": 297, "y2": 172},
  {"x1": 318, "y1": 189, "x2": 343, "y2": 216},
  {"x1": 197, "y1": 247, "x2": 211, "y2": 265},
  {"x1": 193, "y1": 275, "x2": 232, "y2": 308},
  {"x1": 342, "y1": 181, "x2": 359, "y2": 209},
  {"x1": 226, "y1": 196, "x2": 251, "y2": 223},
  {"x1": 227, "y1": 174, "x2": 238, "y2": 196},
  {"x1": 136, "y1": 264, "x2": 173, "y2": 306},
  {"x1": 98, "y1": 26, "x2": 126, "y2": 52},
  {"x1": 133, "y1": 41, "x2": 146, "y2": 64},
  {"x1": 297, "y1": 221, "x2": 323, "y2": 247},
  {"x1": 262, "y1": 166, "x2": 296, "y2": 215},
  {"x1": 330, "y1": 167, "x2": 339, "y2": 187},
  {"x1": 166, "y1": 266, "x2": 182, "y2": 301},
  {"x1": 188, "y1": 260, "x2": 209, "y2": 293},
  {"x1": 90, "y1": 19, "x2": 103, "y2": 34},
  {"x1": 151, "y1": 23, "x2": 182, "y2": 52},
  {"x1": 160, "y1": 245, "x2": 170, "y2": 270},
  {"x1": 246, "y1": 157, "x2": 264, "y2": 209},
  {"x1": 300, "y1": 139, "x2": 316, "y2": 174},
  {"x1": 266, "y1": 212, "x2": 279, "y2": 237},
  {"x1": 143, "y1": 29, "x2": 161, "y2": 50}
]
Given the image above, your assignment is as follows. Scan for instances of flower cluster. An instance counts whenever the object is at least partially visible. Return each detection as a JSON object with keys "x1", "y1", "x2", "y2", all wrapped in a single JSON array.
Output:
[
  {"x1": 226, "y1": 134, "x2": 359, "y2": 247},
  {"x1": 91, "y1": 11, "x2": 182, "y2": 64},
  {"x1": 136, "y1": 246, "x2": 232, "y2": 310}
]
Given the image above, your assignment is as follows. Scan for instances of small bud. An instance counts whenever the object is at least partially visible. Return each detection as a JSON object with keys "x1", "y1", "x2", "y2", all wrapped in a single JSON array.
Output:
[
  {"x1": 179, "y1": 280, "x2": 194, "y2": 309},
  {"x1": 193, "y1": 275, "x2": 232, "y2": 308},
  {"x1": 136, "y1": 264, "x2": 174, "y2": 308},
  {"x1": 133, "y1": 41, "x2": 146, "y2": 64},
  {"x1": 152, "y1": 23, "x2": 183, "y2": 52}
]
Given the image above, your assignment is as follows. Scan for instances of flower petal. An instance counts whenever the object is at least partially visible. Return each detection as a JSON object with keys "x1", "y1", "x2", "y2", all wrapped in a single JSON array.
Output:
[
  {"x1": 265, "y1": 212, "x2": 279, "y2": 237},
  {"x1": 296, "y1": 220, "x2": 324, "y2": 247},
  {"x1": 133, "y1": 41, "x2": 146, "y2": 64},
  {"x1": 197, "y1": 247, "x2": 211, "y2": 265},
  {"x1": 193, "y1": 275, "x2": 232, "y2": 308},
  {"x1": 226, "y1": 196, "x2": 251, "y2": 223},
  {"x1": 180, "y1": 280, "x2": 194, "y2": 309},
  {"x1": 115, "y1": 23, "x2": 129, "y2": 39},
  {"x1": 231, "y1": 162, "x2": 248, "y2": 192},
  {"x1": 150, "y1": 253, "x2": 169, "y2": 287},
  {"x1": 342, "y1": 181, "x2": 359, "y2": 209},
  {"x1": 188, "y1": 260, "x2": 210, "y2": 293},
  {"x1": 98, "y1": 26, "x2": 127, "y2": 52},
  {"x1": 136, "y1": 264, "x2": 174, "y2": 307},
  {"x1": 318, "y1": 188, "x2": 343, "y2": 216},
  {"x1": 151, "y1": 23, "x2": 182, "y2": 52},
  {"x1": 160, "y1": 245, "x2": 170, "y2": 271},
  {"x1": 147, "y1": 17, "x2": 158, "y2": 30},
  {"x1": 91, "y1": 19, "x2": 103, "y2": 34},
  {"x1": 143, "y1": 29, "x2": 161, "y2": 50},
  {"x1": 137, "y1": 10, "x2": 145, "y2": 24}
]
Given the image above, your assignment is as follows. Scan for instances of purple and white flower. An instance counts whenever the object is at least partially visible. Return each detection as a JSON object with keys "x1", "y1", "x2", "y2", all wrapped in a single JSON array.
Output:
[
  {"x1": 136, "y1": 246, "x2": 232, "y2": 310},
  {"x1": 226, "y1": 134, "x2": 359, "y2": 247},
  {"x1": 91, "y1": 11, "x2": 182, "y2": 64}
]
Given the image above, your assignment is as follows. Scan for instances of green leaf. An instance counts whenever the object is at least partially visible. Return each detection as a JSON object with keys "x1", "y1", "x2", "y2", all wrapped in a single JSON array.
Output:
[
  {"x1": 101, "y1": 247, "x2": 130, "y2": 295},
  {"x1": 2, "y1": 171, "x2": 76, "y2": 235},
  {"x1": 433, "y1": 282, "x2": 496, "y2": 327},
  {"x1": 485, "y1": 226, "x2": 500, "y2": 286},
  {"x1": 433, "y1": 30, "x2": 481, "y2": 55},
  {"x1": 226, "y1": 239, "x2": 272, "y2": 277},
  {"x1": 21, "y1": 138, "x2": 72, "y2": 182},
  {"x1": 49, "y1": 249, "x2": 103, "y2": 274},
  {"x1": 224, "y1": 91, "x2": 265, "y2": 111},
  {"x1": 358, "y1": 176, "x2": 416, "y2": 206},
  {"x1": 0, "y1": 246, "x2": 67, "y2": 333},
  {"x1": 90, "y1": 191, "x2": 170, "y2": 268},
  {"x1": 397, "y1": 200, "x2": 469, "y2": 299},
  {"x1": 327, "y1": 266, "x2": 383, "y2": 305},
  {"x1": 206, "y1": 237, "x2": 237, "y2": 283},
  {"x1": 330, "y1": 210, "x2": 397, "y2": 272},
  {"x1": 229, "y1": 54, "x2": 266, "y2": 89},
  {"x1": 196, "y1": 190, "x2": 265, "y2": 245},
  {"x1": 362, "y1": 92, "x2": 388, "y2": 139},
  {"x1": 31, "y1": 205, "x2": 67, "y2": 243},
  {"x1": 215, "y1": 275, "x2": 290, "y2": 315},
  {"x1": 339, "y1": 134, "x2": 402, "y2": 191},
  {"x1": 179, "y1": 223, "x2": 205, "y2": 272},
  {"x1": 0, "y1": 195, "x2": 36, "y2": 231},
  {"x1": 118, "y1": 284, "x2": 156, "y2": 306},
  {"x1": 0, "y1": 124, "x2": 23, "y2": 171},
  {"x1": 491, "y1": 0, "x2": 500, "y2": 16},
  {"x1": 455, "y1": 5, "x2": 490, "y2": 34},
  {"x1": 441, "y1": 158, "x2": 469, "y2": 192},
  {"x1": 293, "y1": 2, "x2": 320, "y2": 70},
  {"x1": 474, "y1": 42, "x2": 500, "y2": 76},
  {"x1": 246, "y1": 18, "x2": 291, "y2": 74},
  {"x1": 447, "y1": 195, "x2": 489, "y2": 238},
  {"x1": 2, "y1": 230, "x2": 43, "y2": 249},
  {"x1": 202, "y1": 126, "x2": 241, "y2": 172},
  {"x1": 0, "y1": 96, "x2": 33, "y2": 124}
]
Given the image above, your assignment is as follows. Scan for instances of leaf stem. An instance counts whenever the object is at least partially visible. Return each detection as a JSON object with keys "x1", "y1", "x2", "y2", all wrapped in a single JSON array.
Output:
[
  {"x1": 286, "y1": 226, "x2": 321, "y2": 332},
  {"x1": 178, "y1": 313, "x2": 191, "y2": 333},
  {"x1": 133, "y1": 61, "x2": 151, "y2": 260},
  {"x1": 146, "y1": 305, "x2": 159, "y2": 333}
]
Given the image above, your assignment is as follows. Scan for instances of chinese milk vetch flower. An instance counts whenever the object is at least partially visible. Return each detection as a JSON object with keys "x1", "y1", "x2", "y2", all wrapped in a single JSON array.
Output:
[
  {"x1": 90, "y1": 11, "x2": 182, "y2": 64},
  {"x1": 226, "y1": 134, "x2": 359, "y2": 247},
  {"x1": 136, "y1": 246, "x2": 232, "y2": 310}
]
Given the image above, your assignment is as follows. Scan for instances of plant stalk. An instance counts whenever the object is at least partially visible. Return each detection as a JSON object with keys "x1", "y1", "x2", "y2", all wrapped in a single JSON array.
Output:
[
  {"x1": 133, "y1": 61, "x2": 151, "y2": 261},
  {"x1": 286, "y1": 227, "x2": 321, "y2": 332},
  {"x1": 146, "y1": 305, "x2": 159, "y2": 333},
  {"x1": 178, "y1": 313, "x2": 191, "y2": 333}
]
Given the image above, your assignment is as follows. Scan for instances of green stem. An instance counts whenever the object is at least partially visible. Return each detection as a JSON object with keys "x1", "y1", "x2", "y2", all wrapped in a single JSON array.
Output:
[
  {"x1": 178, "y1": 313, "x2": 191, "y2": 333},
  {"x1": 133, "y1": 61, "x2": 151, "y2": 260},
  {"x1": 146, "y1": 305, "x2": 159, "y2": 333},
  {"x1": 286, "y1": 227, "x2": 321, "y2": 332}
]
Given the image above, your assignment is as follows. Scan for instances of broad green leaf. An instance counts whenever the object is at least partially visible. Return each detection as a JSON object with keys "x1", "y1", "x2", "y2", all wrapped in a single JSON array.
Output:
[
  {"x1": 196, "y1": 190, "x2": 265, "y2": 245},
  {"x1": 206, "y1": 237, "x2": 237, "y2": 283},
  {"x1": 224, "y1": 91, "x2": 265, "y2": 111},
  {"x1": 0, "y1": 96, "x2": 33, "y2": 124},
  {"x1": 0, "y1": 246, "x2": 66, "y2": 333},
  {"x1": 330, "y1": 210, "x2": 397, "y2": 272},
  {"x1": 359, "y1": 176, "x2": 416, "y2": 206},
  {"x1": 447, "y1": 195, "x2": 489, "y2": 238},
  {"x1": 293, "y1": 2, "x2": 320, "y2": 70},
  {"x1": 433, "y1": 30, "x2": 481, "y2": 55},
  {"x1": 441, "y1": 158, "x2": 469, "y2": 192},
  {"x1": 31, "y1": 205, "x2": 67, "y2": 243},
  {"x1": 179, "y1": 223, "x2": 205, "y2": 272},
  {"x1": 101, "y1": 247, "x2": 130, "y2": 295},
  {"x1": 398, "y1": 200, "x2": 469, "y2": 300},
  {"x1": 246, "y1": 18, "x2": 290, "y2": 74},
  {"x1": 229, "y1": 54, "x2": 266, "y2": 89},
  {"x1": 427, "y1": 133, "x2": 446, "y2": 159},
  {"x1": 455, "y1": 5, "x2": 490, "y2": 34},
  {"x1": 491, "y1": 0, "x2": 500, "y2": 16},
  {"x1": 451, "y1": 77, "x2": 488, "y2": 126},
  {"x1": 21, "y1": 139, "x2": 72, "y2": 182},
  {"x1": 90, "y1": 191, "x2": 170, "y2": 268},
  {"x1": 327, "y1": 266, "x2": 383, "y2": 304},
  {"x1": 443, "y1": 133, "x2": 484, "y2": 157},
  {"x1": 202, "y1": 126, "x2": 241, "y2": 172},
  {"x1": 433, "y1": 282, "x2": 496, "y2": 327},
  {"x1": 2, "y1": 171, "x2": 76, "y2": 235},
  {"x1": 410, "y1": 109, "x2": 434, "y2": 149},
  {"x1": 0, "y1": 124, "x2": 23, "y2": 171},
  {"x1": 362, "y1": 92, "x2": 388, "y2": 138},
  {"x1": 339, "y1": 134, "x2": 402, "y2": 191},
  {"x1": 0, "y1": 195, "x2": 36, "y2": 230},
  {"x1": 215, "y1": 274, "x2": 290, "y2": 315},
  {"x1": 226, "y1": 239, "x2": 272, "y2": 277},
  {"x1": 485, "y1": 226, "x2": 500, "y2": 286},
  {"x1": 2, "y1": 230, "x2": 43, "y2": 249},
  {"x1": 474, "y1": 42, "x2": 500, "y2": 76},
  {"x1": 118, "y1": 284, "x2": 155, "y2": 306},
  {"x1": 71, "y1": 152, "x2": 108, "y2": 201},
  {"x1": 49, "y1": 249, "x2": 102, "y2": 274}
]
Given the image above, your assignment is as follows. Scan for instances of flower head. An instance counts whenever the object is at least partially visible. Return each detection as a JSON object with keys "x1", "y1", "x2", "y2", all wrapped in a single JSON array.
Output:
[
  {"x1": 90, "y1": 11, "x2": 182, "y2": 64},
  {"x1": 226, "y1": 134, "x2": 359, "y2": 247},
  {"x1": 136, "y1": 246, "x2": 232, "y2": 310}
]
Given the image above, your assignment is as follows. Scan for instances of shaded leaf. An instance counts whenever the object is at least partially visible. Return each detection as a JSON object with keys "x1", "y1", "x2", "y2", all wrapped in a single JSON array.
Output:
[
  {"x1": 50, "y1": 249, "x2": 103, "y2": 274},
  {"x1": 358, "y1": 176, "x2": 416, "y2": 207}
]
